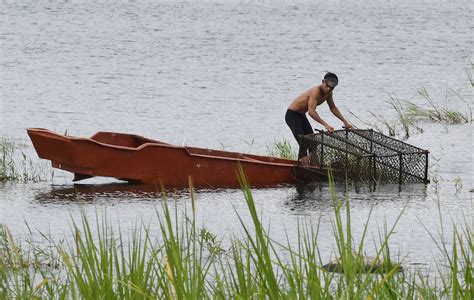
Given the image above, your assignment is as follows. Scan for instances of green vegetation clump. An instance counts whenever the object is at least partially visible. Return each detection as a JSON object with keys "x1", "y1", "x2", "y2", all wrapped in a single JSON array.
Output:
[
  {"x1": 0, "y1": 137, "x2": 49, "y2": 182},
  {"x1": 1, "y1": 169, "x2": 472, "y2": 298},
  {"x1": 351, "y1": 65, "x2": 473, "y2": 139},
  {"x1": 0, "y1": 138, "x2": 16, "y2": 181},
  {"x1": 267, "y1": 139, "x2": 297, "y2": 160},
  {"x1": 406, "y1": 87, "x2": 473, "y2": 124},
  {"x1": 357, "y1": 92, "x2": 472, "y2": 140}
]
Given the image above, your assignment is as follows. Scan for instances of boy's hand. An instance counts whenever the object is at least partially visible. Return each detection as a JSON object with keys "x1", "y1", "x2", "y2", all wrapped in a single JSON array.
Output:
[
  {"x1": 343, "y1": 121, "x2": 353, "y2": 129},
  {"x1": 325, "y1": 124, "x2": 334, "y2": 133}
]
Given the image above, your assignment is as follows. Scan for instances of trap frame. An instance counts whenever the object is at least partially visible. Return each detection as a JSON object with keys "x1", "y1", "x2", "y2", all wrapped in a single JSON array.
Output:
[{"x1": 299, "y1": 129, "x2": 429, "y2": 184}]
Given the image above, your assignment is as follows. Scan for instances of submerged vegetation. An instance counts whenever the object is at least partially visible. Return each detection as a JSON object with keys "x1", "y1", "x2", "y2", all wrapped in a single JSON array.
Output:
[
  {"x1": 1, "y1": 170, "x2": 472, "y2": 298},
  {"x1": 0, "y1": 137, "x2": 49, "y2": 182}
]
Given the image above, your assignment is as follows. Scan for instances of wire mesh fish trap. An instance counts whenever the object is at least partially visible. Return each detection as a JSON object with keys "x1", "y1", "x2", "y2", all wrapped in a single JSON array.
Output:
[{"x1": 300, "y1": 129, "x2": 429, "y2": 184}]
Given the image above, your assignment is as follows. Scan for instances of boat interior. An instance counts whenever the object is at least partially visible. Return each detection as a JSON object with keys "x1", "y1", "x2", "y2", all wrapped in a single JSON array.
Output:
[
  {"x1": 185, "y1": 147, "x2": 294, "y2": 164},
  {"x1": 90, "y1": 132, "x2": 171, "y2": 148},
  {"x1": 88, "y1": 131, "x2": 294, "y2": 164}
]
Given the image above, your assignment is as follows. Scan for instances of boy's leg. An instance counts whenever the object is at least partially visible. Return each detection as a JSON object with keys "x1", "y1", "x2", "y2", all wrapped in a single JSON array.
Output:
[
  {"x1": 285, "y1": 110, "x2": 309, "y2": 159},
  {"x1": 301, "y1": 117, "x2": 315, "y2": 154},
  {"x1": 301, "y1": 116, "x2": 314, "y2": 136}
]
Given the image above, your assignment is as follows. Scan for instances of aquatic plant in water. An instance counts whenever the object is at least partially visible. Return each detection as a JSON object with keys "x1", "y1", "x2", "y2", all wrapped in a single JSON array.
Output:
[
  {"x1": 350, "y1": 66, "x2": 473, "y2": 139},
  {"x1": 0, "y1": 138, "x2": 16, "y2": 181},
  {"x1": 0, "y1": 137, "x2": 49, "y2": 182},
  {"x1": 267, "y1": 139, "x2": 297, "y2": 160},
  {"x1": 354, "y1": 91, "x2": 472, "y2": 139},
  {"x1": 404, "y1": 87, "x2": 473, "y2": 124}
]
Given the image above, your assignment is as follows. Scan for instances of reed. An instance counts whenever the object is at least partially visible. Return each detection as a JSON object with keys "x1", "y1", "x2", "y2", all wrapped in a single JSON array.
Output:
[
  {"x1": 420, "y1": 191, "x2": 473, "y2": 299},
  {"x1": 403, "y1": 87, "x2": 473, "y2": 124},
  {"x1": 467, "y1": 59, "x2": 474, "y2": 87},
  {"x1": 0, "y1": 137, "x2": 50, "y2": 182},
  {"x1": 369, "y1": 111, "x2": 398, "y2": 136},
  {"x1": 0, "y1": 138, "x2": 16, "y2": 181},
  {"x1": 387, "y1": 95, "x2": 425, "y2": 139},
  {"x1": 267, "y1": 139, "x2": 297, "y2": 160},
  {"x1": 354, "y1": 90, "x2": 472, "y2": 140},
  {"x1": 351, "y1": 65, "x2": 473, "y2": 139},
  {"x1": 1, "y1": 172, "x2": 472, "y2": 298}
]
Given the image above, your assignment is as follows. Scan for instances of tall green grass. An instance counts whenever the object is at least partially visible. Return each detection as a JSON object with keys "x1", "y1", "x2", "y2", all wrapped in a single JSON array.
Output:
[
  {"x1": 405, "y1": 87, "x2": 473, "y2": 124},
  {"x1": 0, "y1": 137, "x2": 49, "y2": 182},
  {"x1": 351, "y1": 66, "x2": 473, "y2": 138},
  {"x1": 267, "y1": 139, "x2": 297, "y2": 160},
  {"x1": 0, "y1": 138, "x2": 16, "y2": 181},
  {"x1": 353, "y1": 92, "x2": 472, "y2": 139},
  {"x1": 1, "y1": 170, "x2": 472, "y2": 298}
]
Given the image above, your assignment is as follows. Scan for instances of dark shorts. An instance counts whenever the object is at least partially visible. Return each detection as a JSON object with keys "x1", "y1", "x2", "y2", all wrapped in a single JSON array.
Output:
[{"x1": 285, "y1": 109, "x2": 313, "y2": 159}]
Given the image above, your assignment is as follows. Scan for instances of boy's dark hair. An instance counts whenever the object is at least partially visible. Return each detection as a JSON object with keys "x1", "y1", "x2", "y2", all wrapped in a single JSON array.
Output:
[
  {"x1": 323, "y1": 72, "x2": 338, "y2": 87},
  {"x1": 324, "y1": 72, "x2": 338, "y2": 82}
]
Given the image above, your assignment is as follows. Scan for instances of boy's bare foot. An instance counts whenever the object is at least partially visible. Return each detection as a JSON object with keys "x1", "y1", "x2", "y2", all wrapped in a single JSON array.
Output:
[{"x1": 299, "y1": 155, "x2": 311, "y2": 166}]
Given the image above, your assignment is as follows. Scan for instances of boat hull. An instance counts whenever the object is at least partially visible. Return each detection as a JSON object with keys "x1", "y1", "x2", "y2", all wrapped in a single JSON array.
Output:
[{"x1": 27, "y1": 128, "x2": 306, "y2": 189}]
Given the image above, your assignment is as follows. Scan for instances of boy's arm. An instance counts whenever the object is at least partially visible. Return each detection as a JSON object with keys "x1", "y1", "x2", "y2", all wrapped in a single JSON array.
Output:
[
  {"x1": 307, "y1": 90, "x2": 335, "y2": 133},
  {"x1": 327, "y1": 94, "x2": 352, "y2": 128}
]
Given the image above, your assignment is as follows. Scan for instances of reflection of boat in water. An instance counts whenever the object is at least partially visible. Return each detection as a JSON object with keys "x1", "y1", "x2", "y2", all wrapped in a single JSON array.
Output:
[
  {"x1": 34, "y1": 183, "x2": 167, "y2": 203},
  {"x1": 28, "y1": 128, "x2": 323, "y2": 189},
  {"x1": 33, "y1": 179, "x2": 428, "y2": 205}
]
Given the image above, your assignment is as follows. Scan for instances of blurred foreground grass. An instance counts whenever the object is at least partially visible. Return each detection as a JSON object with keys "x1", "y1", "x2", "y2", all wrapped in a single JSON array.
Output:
[{"x1": 1, "y1": 168, "x2": 472, "y2": 299}]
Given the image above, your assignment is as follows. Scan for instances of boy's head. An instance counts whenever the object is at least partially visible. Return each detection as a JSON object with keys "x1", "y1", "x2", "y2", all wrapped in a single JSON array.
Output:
[{"x1": 323, "y1": 72, "x2": 338, "y2": 89}]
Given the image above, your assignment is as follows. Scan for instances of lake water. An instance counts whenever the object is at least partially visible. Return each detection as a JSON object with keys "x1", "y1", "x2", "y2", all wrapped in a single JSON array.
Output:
[{"x1": 1, "y1": 0, "x2": 473, "y2": 273}]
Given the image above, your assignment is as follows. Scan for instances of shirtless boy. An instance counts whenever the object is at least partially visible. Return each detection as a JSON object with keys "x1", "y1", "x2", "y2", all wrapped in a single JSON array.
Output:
[{"x1": 285, "y1": 72, "x2": 352, "y2": 159}]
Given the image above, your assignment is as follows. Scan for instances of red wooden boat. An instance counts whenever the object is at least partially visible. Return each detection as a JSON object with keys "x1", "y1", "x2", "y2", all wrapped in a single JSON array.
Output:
[{"x1": 27, "y1": 128, "x2": 315, "y2": 189}]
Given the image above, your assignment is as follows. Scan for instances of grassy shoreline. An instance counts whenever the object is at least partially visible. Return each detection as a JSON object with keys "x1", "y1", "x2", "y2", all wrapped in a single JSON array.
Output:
[{"x1": 1, "y1": 170, "x2": 472, "y2": 299}]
